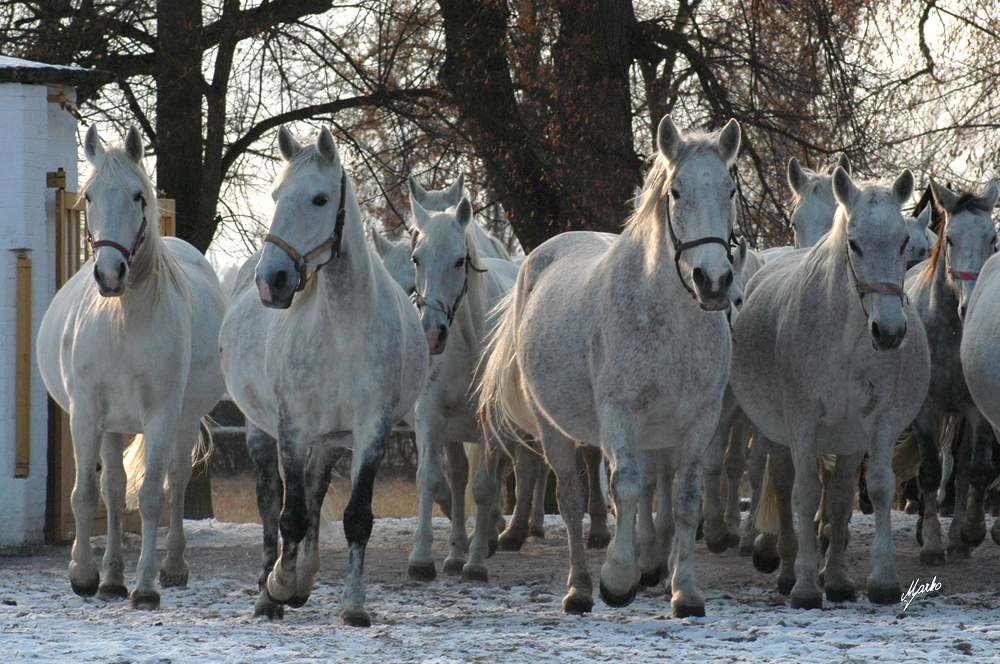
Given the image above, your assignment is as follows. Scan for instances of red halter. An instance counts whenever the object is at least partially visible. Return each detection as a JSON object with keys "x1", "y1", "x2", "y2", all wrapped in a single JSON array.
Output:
[
  {"x1": 948, "y1": 268, "x2": 979, "y2": 281},
  {"x1": 87, "y1": 196, "x2": 148, "y2": 266}
]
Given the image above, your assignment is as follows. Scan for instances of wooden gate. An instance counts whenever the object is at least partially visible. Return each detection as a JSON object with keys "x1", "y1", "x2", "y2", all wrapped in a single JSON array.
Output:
[{"x1": 46, "y1": 184, "x2": 176, "y2": 542}]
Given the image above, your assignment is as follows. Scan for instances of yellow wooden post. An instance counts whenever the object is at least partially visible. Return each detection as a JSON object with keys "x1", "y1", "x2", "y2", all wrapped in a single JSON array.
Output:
[{"x1": 14, "y1": 249, "x2": 32, "y2": 477}]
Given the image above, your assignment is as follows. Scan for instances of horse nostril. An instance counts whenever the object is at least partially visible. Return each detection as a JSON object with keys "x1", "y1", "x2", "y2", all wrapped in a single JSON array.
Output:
[
  {"x1": 274, "y1": 270, "x2": 287, "y2": 290},
  {"x1": 723, "y1": 270, "x2": 733, "y2": 288},
  {"x1": 117, "y1": 262, "x2": 126, "y2": 281},
  {"x1": 93, "y1": 264, "x2": 103, "y2": 285},
  {"x1": 871, "y1": 321, "x2": 881, "y2": 342},
  {"x1": 692, "y1": 267, "x2": 706, "y2": 287}
]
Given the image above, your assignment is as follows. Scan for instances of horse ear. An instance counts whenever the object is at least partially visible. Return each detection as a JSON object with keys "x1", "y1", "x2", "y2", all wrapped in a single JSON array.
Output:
[
  {"x1": 410, "y1": 192, "x2": 431, "y2": 231},
  {"x1": 124, "y1": 126, "x2": 144, "y2": 164},
  {"x1": 455, "y1": 197, "x2": 473, "y2": 229},
  {"x1": 787, "y1": 157, "x2": 807, "y2": 195},
  {"x1": 408, "y1": 175, "x2": 428, "y2": 205},
  {"x1": 734, "y1": 236, "x2": 748, "y2": 272},
  {"x1": 832, "y1": 166, "x2": 859, "y2": 209},
  {"x1": 317, "y1": 126, "x2": 339, "y2": 164},
  {"x1": 656, "y1": 115, "x2": 682, "y2": 161},
  {"x1": 892, "y1": 169, "x2": 915, "y2": 206},
  {"x1": 929, "y1": 178, "x2": 958, "y2": 214},
  {"x1": 916, "y1": 204, "x2": 932, "y2": 229},
  {"x1": 980, "y1": 179, "x2": 999, "y2": 211},
  {"x1": 277, "y1": 126, "x2": 303, "y2": 162},
  {"x1": 838, "y1": 153, "x2": 852, "y2": 176},
  {"x1": 371, "y1": 227, "x2": 395, "y2": 258},
  {"x1": 442, "y1": 174, "x2": 465, "y2": 207},
  {"x1": 633, "y1": 185, "x2": 643, "y2": 212},
  {"x1": 83, "y1": 124, "x2": 105, "y2": 164},
  {"x1": 716, "y1": 118, "x2": 741, "y2": 165}
]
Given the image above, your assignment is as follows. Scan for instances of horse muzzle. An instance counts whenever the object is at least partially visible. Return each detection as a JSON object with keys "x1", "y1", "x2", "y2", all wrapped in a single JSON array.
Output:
[
  {"x1": 93, "y1": 259, "x2": 128, "y2": 297},
  {"x1": 870, "y1": 320, "x2": 906, "y2": 351},
  {"x1": 255, "y1": 267, "x2": 298, "y2": 309}
]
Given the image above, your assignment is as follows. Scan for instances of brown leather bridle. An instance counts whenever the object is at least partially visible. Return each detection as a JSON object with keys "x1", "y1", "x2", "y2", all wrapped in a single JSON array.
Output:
[
  {"x1": 664, "y1": 190, "x2": 736, "y2": 299},
  {"x1": 86, "y1": 195, "x2": 148, "y2": 266},
  {"x1": 263, "y1": 171, "x2": 348, "y2": 292}
]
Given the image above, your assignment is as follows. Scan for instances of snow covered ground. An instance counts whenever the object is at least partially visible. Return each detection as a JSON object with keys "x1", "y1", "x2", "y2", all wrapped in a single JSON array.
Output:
[{"x1": 2, "y1": 514, "x2": 999, "y2": 663}]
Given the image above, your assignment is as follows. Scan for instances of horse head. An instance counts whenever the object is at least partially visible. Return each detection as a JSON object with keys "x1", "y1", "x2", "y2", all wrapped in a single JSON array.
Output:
[
  {"x1": 904, "y1": 205, "x2": 933, "y2": 269},
  {"x1": 787, "y1": 154, "x2": 851, "y2": 249}
]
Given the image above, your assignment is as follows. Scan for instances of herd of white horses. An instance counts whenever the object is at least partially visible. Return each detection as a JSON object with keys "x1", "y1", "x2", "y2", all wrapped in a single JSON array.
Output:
[{"x1": 36, "y1": 116, "x2": 1000, "y2": 626}]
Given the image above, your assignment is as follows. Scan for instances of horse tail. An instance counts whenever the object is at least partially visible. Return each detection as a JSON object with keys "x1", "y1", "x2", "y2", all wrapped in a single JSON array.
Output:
[
  {"x1": 754, "y1": 455, "x2": 780, "y2": 536},
  {"x1": 123, "y1": 417, "x2": 215, "y2": 511},
  {"x1": 477, "y1": 290, "x2": 538, "y2": 445}
]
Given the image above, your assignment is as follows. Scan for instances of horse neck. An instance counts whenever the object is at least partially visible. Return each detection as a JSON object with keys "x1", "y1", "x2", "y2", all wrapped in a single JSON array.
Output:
[
  {"x1": 119, "y1": 229, "x2": 172, "y2": 314},
  {"x1": 805, "y1": 229, "x2": 868, "y2": 325},
  {"x1": 315, "y1": 192, "x2": 377, "y2": 313},
  {"x1": 927, "y1": 250, "x2": 959, "y2": 311},
  {"x1": 453, "y1": 230, "x2": 490, "y2": 344}
]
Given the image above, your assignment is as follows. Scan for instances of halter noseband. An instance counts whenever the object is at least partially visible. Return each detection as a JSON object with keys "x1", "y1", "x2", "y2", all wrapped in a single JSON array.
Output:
[
  {"x1": 948, "y1": 268, "x2": 979, "y2": 281},
  {"x1": 664, "y1": 190, "x2": 736, "y2": 299},
  {"x1": 412, "y1": 251, "x2": 488, "y2": 325},
  {"x1": 844, "y1": 241, "x2": 908, "y2": 316},
  {"x1": 263, "y1": 170, "x2": 349, "y2": 292},
  {"x1": 86, "y1": 196, "x2": 148, "y2": 266}
]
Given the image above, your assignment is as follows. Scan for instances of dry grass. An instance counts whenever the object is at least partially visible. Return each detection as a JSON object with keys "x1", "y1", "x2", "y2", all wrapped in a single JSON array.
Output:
[{"x1": 211, "y1": 474, "x2": 444, "y2": 524}]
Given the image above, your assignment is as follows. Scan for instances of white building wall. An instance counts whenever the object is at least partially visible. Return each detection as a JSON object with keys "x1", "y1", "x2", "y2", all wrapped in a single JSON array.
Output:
[{"x1": 0, "y1": 82, "x2": 79, "y2": 547}]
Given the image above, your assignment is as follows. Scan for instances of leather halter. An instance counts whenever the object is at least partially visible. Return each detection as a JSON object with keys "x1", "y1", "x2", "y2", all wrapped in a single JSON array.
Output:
[
  {"x1": 664, "y1": 190, "x2": 736, "y2": 299},
  {"x1": 948, "y1": 268, "x2": 979, "y2": 281},
  {"x1": 264, "y1": 171, "x2": 348, "y2": 291},
  {"x1": 86, "y1": 196, "x2": 148, "y2": 266},
  {"x1": 844, "y1": 241, "x2": 908, "y2": 316},
  {"x1": 412, "y1": 251, "x2": 487, "y2": 325}
]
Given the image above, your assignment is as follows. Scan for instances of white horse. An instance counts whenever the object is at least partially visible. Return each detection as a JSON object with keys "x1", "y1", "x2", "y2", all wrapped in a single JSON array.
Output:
[
  {"x1": 787, "y1": 154, "x2": 852, "y2": 249},
  {"x1": 907, "y1": 179, "x2": 999, "y2": 564},
  {"x1": 399, "y1": 191, "x2": 520, "y2": 581},
  {"x1": 731, "y1": 166, "x2": 929, "y2": 608},
  {"x1": 218, "y1": 126, "x2": 427, "y2": 626},
  {"x1": 480, "y1": 115, "x2": 740, "y2": 617},
  {"x1": 905, "y1": 205, "x2": 934, "y2": 269},
  {"x1": 37, "y1": 126, "x2": 226, "y2": 609}
]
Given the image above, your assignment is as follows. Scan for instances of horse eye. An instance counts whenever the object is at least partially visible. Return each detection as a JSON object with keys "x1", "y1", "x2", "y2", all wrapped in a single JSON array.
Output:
[
  {"x1": 900, "y1": 240, "x2": 909, "y2": 255},
  {"x1": 407, "y1": 287, "x2": 416, "y2": 296},
  {"x1": 729, "y1": 189, "x2": 737, "y2": 199},
  {"x1": 412, "y1": 256, "x2": 420, "y2": 267},
  {"x1": 734, "y1": 297, "x2": 743, "y2": 307},
  {"x1": 133, "y1": 192, "x2": 142, "y2": 202},
  {"x1": 455, "y1": 257, "x2": 466, "y2": 268},
  {"x1": 945, "y1": 237, "x2": 953, "y2": 246},
  {"x1": 848, "y1": 240, "x2": 863, "y2": 256},
  {"x1": 84, "y1": 193, "x2": 91, "y2": 202},
  {"x1": 313, "y1": 195, "x2": 328, "y2": 206},
  {"x1": 670, "y1": 188, "x2": 680, "y2": 200}
]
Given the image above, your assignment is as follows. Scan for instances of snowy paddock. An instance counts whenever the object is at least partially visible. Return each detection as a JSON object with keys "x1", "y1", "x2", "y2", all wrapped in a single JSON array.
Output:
[{"x1": 2, "y1": 512, "x2": 999, "y2": 663}]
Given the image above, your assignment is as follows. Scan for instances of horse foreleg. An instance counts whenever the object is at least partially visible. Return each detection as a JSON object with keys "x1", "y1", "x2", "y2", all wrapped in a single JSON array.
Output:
[
  {"x1": 341, "y1": 421, "x2": 390, "y2": 627},
  {"x1": 528, "y1": 454, "x2": 549, "y2": 538},
  {"x1": 669, "y1": 426, "x2": 715, "y2": 618},
  {"x1": 583, "y1": 445, "x2": 611, "y2": 549},
  {"x1": 653, "y1": 449, "x2": 675, "y2": 586},
  {"x1": 408, "y1": 409, "x2": 447, "y2": 581},
  {"x1": 266, "y1": 416, "x2": 310, "y2": 607},
  {"x1": 768, "y1": 444, "x2": 798, "y2": 597},
  {"x1": 498, "y1": 442, "x2": 542, "y2": 551},
  {"x1": 464, "y1": 437, "x2": 511, "y2": 582},
  {"x1": 914, "y1": 409, "x2": 946, "y2": 565},
  {"x1": 97, "y1": 433, "x2": 128, "y2": 600},
  {"x1": 68, "y1": 409, "x2": 103, "y2": 599},
  {"x1": 539, "y1": 421, "x2": 593, "y2": 614},
  {"x1": 866, "y1": 420, "x2": 902, "y2": 604},
  {"x1": 292, "y1": 442, "x2": 336, "y2": 610},
  {"x1": 959, "y1": 411, "x2": 994, "y2": 548},
  {"x1": 740, "y1": 431, "x2": 766, "y2": 557},
  {"x1": 246, "y1": 421, "x2": 283, "y2": 619},
  {"x1": 443, "y1": 440, "x2": 470, "y2": 575},
  {"x1": 159, "y1": 420, "x2": 201, "y2": 590},
  {"x1": 702, "y1": 415, "x2": 731, "y2": 554},
  {"x1": 789, "y1": 440, "x2": 824, "y2": 609},
  {"x1": 636, "y1": 451, "x2": 660, "y2": 587},
  {"x1": 820, "y1": 453, "x2": 863, "y2": 603},
  {"x1": 946, "y1": 418, "x2": 974, "y2": 559},
  {"x1": 599, "y1": 413, "x2": 643, "y2": 611}
]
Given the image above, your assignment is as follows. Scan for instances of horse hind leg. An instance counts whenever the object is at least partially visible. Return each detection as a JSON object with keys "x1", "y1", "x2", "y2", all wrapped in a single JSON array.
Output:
[
  {"x1": 914, "y1": 410, "x2": 946, "y2": 565},
  {"x1": 959, "y1": 413, "x2": 994, "y2": 548},
  {"x1": 740, "y1": 432, "x2": 767, "y2": 558},
  {"x1": 408, "y1": 411, "x2": 448, "y2": 581},
  {"x1": 247, "y1": 422, "x2": 284, "y2": 619},
  {"x1": 159, "y1": 420, "x2": 202, "y2": 590},
  {"x1": 583, "y1": 445, "x2": 611, "y2": 549},
  {"x1": 947, "y1": 418, "x2": 975, "y2": 559},
  {"x1": 498, "y1": 442, "x2": 542, "y2": 551},
  {"x1": 97, "y1": 433, "x2": 129, "y2": 600},
  {"x1": 528, "y1": 454, "x2": 549, "y2": 539},
  {"x1": 443, "y1": 440, "x2": 470, "y2": 575},
  {"x1": 820, "y1": 453, "x2": 863, "y2": 603},
  {"x1": 702, "y1": 418, "x2": 732, "y2": 554},
  {"x1": 723, "y1": 416, "x2": 749, "y2": 550},
  {"x1": 463, "y1": 436, "x2": 512, "y2": 582}
]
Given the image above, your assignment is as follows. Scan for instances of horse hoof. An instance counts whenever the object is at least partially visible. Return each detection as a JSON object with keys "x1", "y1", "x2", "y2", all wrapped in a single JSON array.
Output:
[
  {"x1": 960, "y1": 522, "x2": 987, "y2": 548},
  {"x1": 752, "y1": 535, "x2": 780, "y2": 574},
  {"x1": 158, "y1": 569, "x2": 188, "y2": 589},
  {"x1": 992, "y1": 520, "x2": 1000, "y2": 546},
  {"x1": 408, "y1": 562, "x2": 437, "y2": 582},
  {"x1": 497, "y1": 532, "x2": 525, "y2": 552},
  {"x1": 706, "y1": 535, "x2": 729, "y2": 554},
  {"x1": 461, "y1": 564, "x2": 489, "y2": 583},
  {"x1": 789, "y1": 594, "x2": 822, "y2": 610},
  {"x1": 443, "y1": 558, "x2": 466, "y2": 576},
  {"x1": 639, "y1": 567, "x2": 662, "y2": 588},
  {"x1": 130, "y1": 589, "x2": 161, "y2": 610},
  {"x1": 562, "y1": 591, "x2": 594, "y2": 614},
  {"x1": 867, "y1": 582, "x2": 901, "y2": 605},
  {"x1": 528, "y1": 523, "x2": 546, "y2": 539},
  {"x1": 97, "y1": 584, "x2": 129, "y2": 601},
  {"x1": 947, "y1": 544, "x2": 971, "y2": 561},
  {"x1": 673, "y1": 603, "x2": 706, "y2": 619},
  {"x1": 487, "y1": 538, "x2": 498, "y2": 558},
  {"x1": 599, "y1": 580, "x2": 637, "y2": 608},
  {"x1": 904, "y1": 499, "x2": 919, "y2": 515},
  {"x1": 286, "y1": 594, "x2": 309, "y2": 609},
  {"x1": 915, "y1": 517, "x2": 924, "y2": 545},
  {"x1": 738, "y1": 537, "x2": 755, "y2": 558},
  {"x1": 71, "y1": 576, "x2": 100, "y2": 598},
  {"x1": 919, "y1": 548, "x2": 946, "y2": 566},
  {"x1": 342, "y1": 609, "x2": 372, "y2": 628},
  {"x1": 776, "y1": 574, "x2": 795, "y2": 596},
  {"x1": 727, "y1": 533, "x2": 741, "y2": 550},
  {"x1": 826, "y1": 585, "x2": 858, "y2": 603},
  {"x1": 695, "y1": 522, "x2": 704, "y2": 541},
  {"x1": 254, "y1": 599, "x2": 284, "y2": 620},
  {"x1": 587, "y1": 530, "x2": 612, "y2": 550}
]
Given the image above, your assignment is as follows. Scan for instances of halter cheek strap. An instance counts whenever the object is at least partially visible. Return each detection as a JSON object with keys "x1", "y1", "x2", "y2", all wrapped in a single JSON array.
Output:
[
  {"x1": 263, "y1": 171, "x2": 348, "y2": 292},
  {"x1": 87, "y1": 196, "x2": 148, "y2": 266},
  {"x1": 412, "y1": 252, "x2": 488, "y2": 325},
  {"x1": 664, "y1": 191, "x2": 736, "y2": 299}
]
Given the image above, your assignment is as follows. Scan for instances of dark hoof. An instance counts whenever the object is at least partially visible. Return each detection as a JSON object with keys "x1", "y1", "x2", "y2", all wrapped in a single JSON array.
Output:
[
  {"x1": 858, "y1": 496, "x2": 873, "y2": 515},
  {"x1": 599, "y1": 580, "x2": 637, "y2": 608},
  {"x1": 487, "y1": 538, "x2": 498, "y2": 558},
  {"x1": 442, "y1": 558, "x2": 465, "y2": 576},
  {"x1": 738, "y1": 537, "x2": 755, "y2": 558},
  {"x1": 904, "y1": 499, "x2": 919, "y2": 515},
  {"x1": 562, "y1": 592, "x2": 594, "y2": 614},
  {"x1": 939, "y1": 503, "x2": 954, "y2": 518},
  {"x1": 919, "y1": 548, "x2": 946, "y2": 566},
  {"x1": 71, "y1": 576, "x2": 100, "y2": 598},
  {"x1": 790, "y1": 594, "x2": 823, "y2": 610},
  {"x1": 528, "y1": 525, "x2": 546, "y2": 539},
  {"x1": 673, "y1": 604, "x2": 706, "y2": 618},
  {"x1": 960, "y1": 522, "x2": 986, "y2": 548},
  {"x1": 286, "y1": 594, "x2": 309, "y2": 609},
  {"x1": 342, "y1": 610, "x2": 372, "y2": 627},
  {"x1": 497, "y1": 531, "x2": 526, "y2": 552},
  {"x1": 867, "y1": 583, "x2": 901, "y2": 605},
  {"x1": 639, "y1": 567, "x2": 662, "y2": 588},
  {"x1": 696, "y1": 521, "x2": 704, "y2": 541},
  {"x1": 587, "y1": 530, "x2": 612, "y2": 550},
  {"x1": 947, "y1": 544, "x2": 971, "y2": 561},
  {"x1": 254, "y1": 600, "x2": 284, "y2": 620},
  {"x1": 97, "y1": 584, "x2": 129, "y2": 601},
  {"x1": 158, "y1": 569, "x2": 188, "y2": 589},
  {"x1": 706, "y1": 535, "x2": 729, "y2": 554},
  {"x1": 826, "y1": 586, "x2": 858, "y2": 603},
  {"x1": 776, "y1": 574, "x2": 795, "y2": 596},
  {"x1": 461, "y1": 564, "x2": 489, "y2": 583},
  {"x1": 130, "y1": 589, "x2": 161, "y2": 610},
  {"x1": 915, "y1": 517, "x2": 924, "y2": 546},
  {"x1": 727, "y1": 533, "x2": 741, "y2": 550},
  {"x1": 408, "y1": 561, "x2": 437, "y2": 582},
  {"x1": 752, "y1": 534, "x2": 780, "y2": 574}
]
